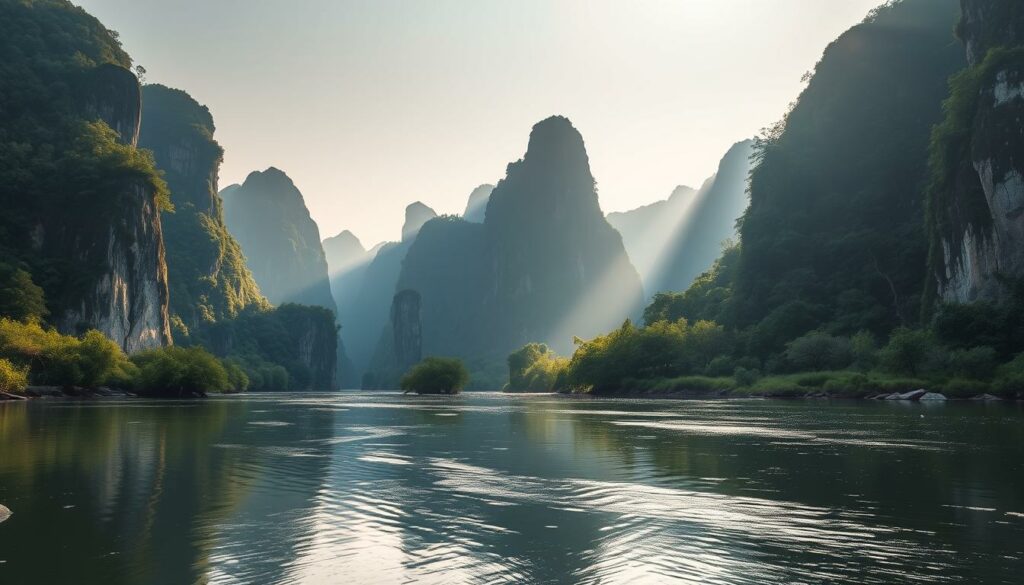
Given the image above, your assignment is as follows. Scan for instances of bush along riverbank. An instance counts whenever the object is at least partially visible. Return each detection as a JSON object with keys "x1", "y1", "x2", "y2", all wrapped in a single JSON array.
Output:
[
  {"x1": 0, "y1": 318, "x2": 248, "y2": 399},
  {"x1": 503, "y1": 303, "x2": 1024, "y2": 401}
]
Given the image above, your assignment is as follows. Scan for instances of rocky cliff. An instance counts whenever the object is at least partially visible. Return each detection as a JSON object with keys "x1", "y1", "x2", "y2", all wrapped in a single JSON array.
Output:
[
  {"x1": 221, "y1": 168, "x2": 336, "y2": 311},
  {"x1": 138, "y1": 85, "x2": 265, "y2": 331},
  {"x1": 484, "y1": 116, "x2": 644, "y2": 353},
  {"x1": 366, "y1": 117, "x2": 643, "y2": 388},
  {"x1": 342, "y1": 203, "x2": 436, "y2": 381},
  {"x1": 930, "y1": 1, "x2": 1024, "y2": 303},
  {"x1": 0, "y1": 1, "x2": 170, "y2": 352},
  {"x1": 391, "y1": 289, "x2": 423, "y2": 373}
]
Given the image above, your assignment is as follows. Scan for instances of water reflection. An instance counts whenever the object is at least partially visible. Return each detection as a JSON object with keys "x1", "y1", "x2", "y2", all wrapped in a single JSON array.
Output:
[{"x1": 1, "y1": 395, "x2": 1022, "y2": 584}]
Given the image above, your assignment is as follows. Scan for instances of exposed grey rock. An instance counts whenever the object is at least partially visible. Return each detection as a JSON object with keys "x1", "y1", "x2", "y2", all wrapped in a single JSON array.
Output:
[
  {"x1": 971, "y1": 393, "x2": 1003, "y2": 401},
  {"x1": 920, "y1": 392, "x2": 948, "y2": 401},
  {"x1": 936, "y1": 2, "x2": 1024, "y2": 302},
  {"x1": 391, "y1": 289, "x2": 422, "y2": 374}
]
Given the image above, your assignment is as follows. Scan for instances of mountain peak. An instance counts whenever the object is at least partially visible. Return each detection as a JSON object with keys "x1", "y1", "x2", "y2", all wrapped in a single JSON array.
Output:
[{"x1": 402, "y1": 201, "x2": 438, "y2": 241}]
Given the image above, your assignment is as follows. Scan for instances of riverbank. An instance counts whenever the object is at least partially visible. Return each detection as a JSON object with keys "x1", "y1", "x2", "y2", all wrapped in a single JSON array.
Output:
[
  {"x1": 0, "y1": 386, "x2": 139, "y2": 401},
  {"x1": 576, "y1": 371, "x2": 1024, "y2": 401}
]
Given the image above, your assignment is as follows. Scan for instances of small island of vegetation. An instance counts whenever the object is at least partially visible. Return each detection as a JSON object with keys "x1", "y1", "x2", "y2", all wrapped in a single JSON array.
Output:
[{"x1": 400, "y1": 357, "x2": 469, "y2": 395}]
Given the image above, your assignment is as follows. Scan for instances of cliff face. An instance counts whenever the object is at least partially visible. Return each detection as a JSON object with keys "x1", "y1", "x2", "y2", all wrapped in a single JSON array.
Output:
[
  {"x1": 138, "y1": 85, "x2": 265, "y2": 331},
  {"x1": 53, "y1": 65, "x2": 171, "y2": 352},
  {"x1": 931, "y1": 1, "x2": 1024, "y2": 303},
  {"x1": 221, "y1": 168, "x2": 335, "y2": 311},
  {"x1": 0, "y1": 0, "x2": 171, "y2": 353},
  {"x1": 391, "y1": 289, "x2": 423, "y2": 373},
  {"x1": 51, "y1": 178, "x2": 172, "y2": 353}
]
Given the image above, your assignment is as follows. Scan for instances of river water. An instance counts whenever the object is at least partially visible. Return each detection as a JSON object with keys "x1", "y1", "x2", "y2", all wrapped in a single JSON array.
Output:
[{"x1": 0, "y1": 393, "x2": 1022, "y2": 584}]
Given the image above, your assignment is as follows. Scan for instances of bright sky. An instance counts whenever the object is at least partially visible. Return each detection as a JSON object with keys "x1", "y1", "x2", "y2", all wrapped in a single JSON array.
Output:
[{"x1": 77, "y1": 0, "x2": 883, "y2": 247}]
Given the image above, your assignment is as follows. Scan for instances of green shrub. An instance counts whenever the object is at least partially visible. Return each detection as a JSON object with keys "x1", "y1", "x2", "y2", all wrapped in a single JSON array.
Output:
[
  {"x1": 0, "y1": 358, "x2": 28, "y2": 394},
  {"x1": 785, "y1": 332, "x2": 853, "y2": 371},
  {"x1": 0, "y1": 318, "x2": 130, "y2": 389},
  {"x1": 400, "y1": 357, "x2": 469, "y2": 395},
  {"x1": 705, "y1": 356, "x2": 736, "y2": 377},
  {"x1": 942, "y1": 378, "x2": 990, "y2": 398},
  {"x1": 0, "y1": 264, "x2": 47, "y2": 323},
  {"x1": 947, "y1": 346, "x2": 997, "y2": 380},
  {"x1": 733, "y1": 366, "x2": 761, "y2": 387},
  {"x1": 879, "y1": 328, "x2": 938, "y2": 376},
  {"x1": 132, "y1": 346, "x2": 231, "y2": 397},
  {"x1": 507, "y1": 343, "x2": 568, "y2": 392}
]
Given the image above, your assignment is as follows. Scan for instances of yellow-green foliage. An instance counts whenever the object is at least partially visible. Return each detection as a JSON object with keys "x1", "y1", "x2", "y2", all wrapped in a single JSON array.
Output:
[
  {"x1": 0, "y1": 318, "x2": 133, "y2": 388},
  {"x1": 507, "y1": 343, "x2": 568, "y2": 392},
  {"x1": 565, "y1": 318, "x2": 730, "y2": 394},
  {"x1": 0, "y1": 358, "x2": 29, "y2": 394}
]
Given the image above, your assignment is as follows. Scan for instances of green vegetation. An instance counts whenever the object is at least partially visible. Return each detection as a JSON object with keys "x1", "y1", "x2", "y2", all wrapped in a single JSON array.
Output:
[
  {"x1": 188, "y1": 304, "x2": 338, "y2": 392},
  {"x1": 132, "y1": 346, "x2": 246, "y2": 397},
  {"x1": 729, "y1": 0, "x2": 964, "y2": 346},
  {"x1": 138, "y1": 84, "x2": 266, "y2": 330},
  {"x1": 0, "y1": 318, "x2": 244, "y2": 395},
  {"x1": 506, "y1": 343, "x2": 567, "y2": 392},
  {"x1": 0, "y1": 0, "x2": 172, "y2": 323},
  {"x1": 0, "y1": 358, "x2": 29, "y2": 394},
  {"x1": 400, "y1": 357, "x2": 469, "y2": 395},
  {"x1": 0, "y1": 264, "x2": 48, "y2": 323}
]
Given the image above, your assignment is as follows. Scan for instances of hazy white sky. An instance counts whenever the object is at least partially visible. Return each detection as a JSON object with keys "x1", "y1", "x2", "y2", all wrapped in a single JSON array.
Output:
[{"x1": 77, "y1": 0, "x2": 882, "y2": 246}]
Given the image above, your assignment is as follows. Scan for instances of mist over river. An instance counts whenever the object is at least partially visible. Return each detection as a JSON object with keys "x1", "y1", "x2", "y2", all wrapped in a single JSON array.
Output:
[{"x1": 1, "y1": 393, "x2": 1022, "y2": 584}]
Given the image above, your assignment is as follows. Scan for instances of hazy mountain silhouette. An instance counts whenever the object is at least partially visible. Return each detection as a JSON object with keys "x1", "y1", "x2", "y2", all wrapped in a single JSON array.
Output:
[
  {"x1": 463, "y1": 184, "x2": 495, "y2": 223},
  {"x1": 221, "y1": 168, "x2": 335, "y2": 311}
]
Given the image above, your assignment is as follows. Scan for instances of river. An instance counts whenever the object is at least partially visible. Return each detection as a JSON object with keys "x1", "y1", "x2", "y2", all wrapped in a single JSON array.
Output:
[{"x1": 0, "y1": 393, "x2": 1022, "y2": 584}]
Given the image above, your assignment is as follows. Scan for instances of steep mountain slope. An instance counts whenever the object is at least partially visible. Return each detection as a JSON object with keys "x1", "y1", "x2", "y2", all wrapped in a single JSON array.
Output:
[
  {"x1": 484, "y1": 116, "x2": 645, "y2": 353},
  {"x1": 731, "y1": 0, "x2": 965, "y2": 344},
  {"x1": 607, "y1": 185, "x2": 697, "y2": 292},
  {"x1": 221, "y1": 168, "x2": 335, "y2": 311},
  {"x1": 0, "y1": 0, "x2": 170, "y2": 352},
  {"x1": 368, "y1": 116, "x2": 644, "y2": 387},
  {"x1": 928, "y1": 0, "x2": 1024, "y2": 303},
  {"x1": 138, "y1": 85, "x2": 265, "y2": 332},
  {"x1": 655, "y1": 140, "x2": 754, "y2": 294},
  {"x1": 343, "y1": 203, "x2": 436, "y2": 379}
]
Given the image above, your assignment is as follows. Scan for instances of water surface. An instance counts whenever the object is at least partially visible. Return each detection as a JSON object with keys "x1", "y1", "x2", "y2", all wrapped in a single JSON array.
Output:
[{"x1": 1, "y1": 393, "x2": 1022, "y2": 584}]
